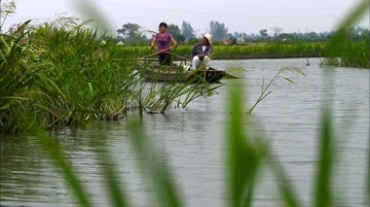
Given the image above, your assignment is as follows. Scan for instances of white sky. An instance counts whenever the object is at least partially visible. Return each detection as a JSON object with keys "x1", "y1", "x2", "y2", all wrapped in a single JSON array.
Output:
[{"x1": 3, "y1": 0, "x2": 370, "y2": 35}]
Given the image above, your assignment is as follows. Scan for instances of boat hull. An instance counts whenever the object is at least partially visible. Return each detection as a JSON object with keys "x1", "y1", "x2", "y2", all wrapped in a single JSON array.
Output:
[{"x1": 145, "y1": 67, "x2": 226, "y2": 83}]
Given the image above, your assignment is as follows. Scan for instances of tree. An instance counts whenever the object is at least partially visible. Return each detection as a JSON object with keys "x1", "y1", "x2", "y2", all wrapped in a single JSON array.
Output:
[
  {"x1": 259, "y1": 29, "x2": 268, "y2": 37},
  {"x1": 209, "y1": 20, "x2": 228, "y2": 41},
  {"x1": 277, "y1": 33, "x2": 295, "y2": 41},
  {"x1": 167, "y1": 24, "x2": 185, "y2": 42},
  {"x1": 271, "y1": 27, "x2": 283, "y2": 36},
  {"x1": 234, "y1": 32, "x2": 247, "y2": 39},
  {"x1": 306, "y1": 32, "x2": 319, "y2": 41},
  {"x1": 117, "y1": 23, "x2": 141, "y2": 39},
  {"x1": 116, "y1": 23, "x2": 147, "y2": 44},
  {"x1": 181, "y1": 21, "x2": 196, "y2": 41}
]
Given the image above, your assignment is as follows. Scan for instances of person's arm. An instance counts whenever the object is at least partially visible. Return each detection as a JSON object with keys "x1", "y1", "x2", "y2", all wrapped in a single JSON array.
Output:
[
  {"x1": 198, "y1": 53, "x2": 205, "y2": 58},
  {"x1": 192, "y1": 44, "x2": 205, "y2": 58},
  {"x1": 204, "y1": 45, "x2": 212, "y2": 56},
  {"x1": 191, "y1": 44, "x2": 197, "y2": 58},
  {"x1": 198, "y1": 44, "x2": 206, "y2": 58},
  {"x1": 170, "y1": 35, "x2": 179, "y2": 48},
  {"x1": 151, "y1": 35, "x2": 157, "y2": 50}
]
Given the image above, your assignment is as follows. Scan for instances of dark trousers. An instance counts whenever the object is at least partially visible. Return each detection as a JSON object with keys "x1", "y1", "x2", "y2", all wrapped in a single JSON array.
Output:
[{"x1": 158, "y1": 53, "x2": 171, "y2": 65}]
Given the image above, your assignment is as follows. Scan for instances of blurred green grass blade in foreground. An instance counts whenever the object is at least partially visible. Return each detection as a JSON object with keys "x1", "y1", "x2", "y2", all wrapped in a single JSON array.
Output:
[
  {"x1": 227, "y1": 81, "x2": 269, "y2": 207},
  {"x1": 268, "y1": 155, "x2": 302, "y2": 207},
  {"x1": 325, "y1": 0, "x2": 370, "y2": 68},
  {"x1": 89, "y1": 134, "x2": 131, "y2": 207},
  {"x1": 127, "y1": 120, "x2": 183, "y2": 207},
  {"x1": 73, "y1": 0, "x2": 114, "y2": 34},
  {"x1": 313, "y1": 110, "x2": 334, "y2": 207},
  {"x1": 32, "y1": 126, "x2": 92, "y2": 207}
]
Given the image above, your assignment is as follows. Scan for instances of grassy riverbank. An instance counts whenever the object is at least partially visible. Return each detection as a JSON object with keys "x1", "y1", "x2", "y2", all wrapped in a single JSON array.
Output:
[
  {"x1": 118, "y1": 39, "x2": 369, "y2": 68},
  {"x1": 118, "y1": 42, "x2": 326, "y2": 60}
]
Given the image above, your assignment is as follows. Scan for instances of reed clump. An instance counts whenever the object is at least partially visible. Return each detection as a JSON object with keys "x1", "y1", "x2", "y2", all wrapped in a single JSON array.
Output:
[
  {"x1": 0, "y1": 18, "x2": 217, "y2": 133},
  {"x1": 323, "y1": 29, "x2": 369, "y2": 68}
]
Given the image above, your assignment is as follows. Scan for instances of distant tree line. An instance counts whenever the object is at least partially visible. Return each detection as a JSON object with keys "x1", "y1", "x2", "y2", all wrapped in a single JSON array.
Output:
[
  {"x1": 248, "y1": 26, "x2": 370, "y2": 43},
  {"x1": 116, "y1": 20, "x2": 230, "y2": 45},
  {"x1": 116, "y1": 21, "x2": 369, "y2": 45}
]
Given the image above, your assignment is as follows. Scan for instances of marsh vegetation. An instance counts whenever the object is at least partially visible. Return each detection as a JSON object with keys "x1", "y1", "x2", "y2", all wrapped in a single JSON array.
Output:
[
  {"x1": 0, "y1": 17, "x2": 218, "y2": 133},
  {"x1": 0, "y1": 0, "x2": 369, "y2": 207}
]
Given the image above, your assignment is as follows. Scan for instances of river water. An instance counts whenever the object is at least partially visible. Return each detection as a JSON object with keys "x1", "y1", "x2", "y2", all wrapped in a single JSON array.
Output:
[{"x1": 1, "y1": 58, "x2": 369, "y2": 207}]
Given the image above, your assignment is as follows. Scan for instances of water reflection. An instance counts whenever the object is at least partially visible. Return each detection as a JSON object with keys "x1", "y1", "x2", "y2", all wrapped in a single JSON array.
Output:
[{"x1": 0, "y1": 136, "x2": 68, "y2": 206}]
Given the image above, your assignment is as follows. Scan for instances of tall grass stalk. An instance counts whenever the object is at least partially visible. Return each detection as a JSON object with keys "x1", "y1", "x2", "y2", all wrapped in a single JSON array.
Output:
[
  {"x1": 268, "y1": 155, "x2": 301, "y2": 207},
  {"x1": 0, "y1": 0, "x2": 16, "y2": 32},
  {"x1": 366, "y1": 147, "x2": 370, "y2": 207},
  {"x1": 314, "y1": 109, "x2": 334, "y2": 207},
  {"x1": 323, "y1": 0, "x2": 370, "y2": 68},
  {"x1": 126, "y1": 120, "x2": 182, "y2": 207},
  {"x1": 31, "y1": 126, "x2": 92, "y2": 207},
  {"x1": 227, "y1": 80, "x2": 271, "y2": 207},
  {"x1": 246, "y1": 67, "x2": 305, "y2": 114},
  {"x1": 33, "y1": 115, "x2": 183, "y2": 207},
  {"x1": 0, "y1": 20, "x2": 33, "y2": 132},
  {"x1": 89, "y1": 133, "x2": 130, "y2": 207}
]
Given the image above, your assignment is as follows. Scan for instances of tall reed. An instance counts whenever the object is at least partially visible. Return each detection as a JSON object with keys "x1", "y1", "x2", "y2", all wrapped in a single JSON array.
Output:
[
  {"x1": 0, "y1": 17, "x2": 219, "y2": 133},
  {"x1": 323, "y1": 0, "x2": 370, "y2": 69}
]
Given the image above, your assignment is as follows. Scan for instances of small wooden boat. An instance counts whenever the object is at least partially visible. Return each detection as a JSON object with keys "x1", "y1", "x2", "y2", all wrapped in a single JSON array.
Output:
[
  {"x1": 145, "y1": 67, "x2": 226, "y2": 83},
  {"x1": 140, "y1": 58, "x2": 226, "y2": 83}
]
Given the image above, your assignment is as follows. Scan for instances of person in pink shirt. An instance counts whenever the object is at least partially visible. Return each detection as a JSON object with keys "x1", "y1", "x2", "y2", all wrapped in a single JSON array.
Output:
[{"x1": 151, "y1": 22, "x2": 179, "y2": 65}]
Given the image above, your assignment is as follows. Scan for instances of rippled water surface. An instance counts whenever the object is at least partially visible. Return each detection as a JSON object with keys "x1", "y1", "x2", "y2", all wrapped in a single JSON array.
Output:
[{"x1": 1, "y1": 58, "x2": 369, "y2": 207}]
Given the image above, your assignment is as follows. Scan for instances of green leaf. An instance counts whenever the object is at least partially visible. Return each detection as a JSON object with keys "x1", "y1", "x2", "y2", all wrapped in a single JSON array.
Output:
[
  {"x1": 280, "y1": 76, "x2": 296, "y2": 84},
  {"x1": 228, "y1": 81, "x2": 267, "y2": 207},
  {"x1": 88, "y1": 82, "x2": 94, "y2": 97},
  {"x1": 314, "y1": 109, "x2": 334, "y2": 207},
  {"x1": 0, "y1": 104, "x2": 10, "y2": 111},
  {"x1": 32, "y1": 127, "x2": 92, "y2": 207},
  {"x1": 127, "y1": 120, "x2": 183, "y2": 207},
  {"x1": 269, "y1": 155, "x2": 301, "y2": 207}
]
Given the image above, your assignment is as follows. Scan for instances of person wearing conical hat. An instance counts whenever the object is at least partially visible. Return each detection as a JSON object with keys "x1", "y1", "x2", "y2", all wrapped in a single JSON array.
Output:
[{"x1": 190, "y1": 33, "x2": 212, "y2": 70}]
